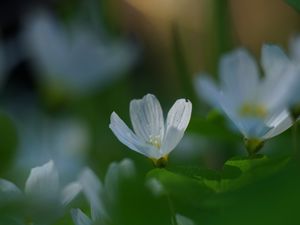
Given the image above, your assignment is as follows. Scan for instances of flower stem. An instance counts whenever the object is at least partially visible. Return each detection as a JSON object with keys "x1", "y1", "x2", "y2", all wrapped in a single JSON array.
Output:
[
  {"x1": 167, "y1": 194, "x2": 177, "y2": 225},
  {"x1": 244, "y1": 138, "x2": 264, "y2": 157},
  {"x1": 292, "y1": 121, "x2": 298, "y2": 158},
  {"x1": 151, "y1": 156, "x2": 168, "y2": 168}
]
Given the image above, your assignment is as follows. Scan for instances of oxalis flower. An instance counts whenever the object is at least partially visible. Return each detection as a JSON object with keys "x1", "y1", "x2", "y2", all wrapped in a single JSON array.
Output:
[
  {"x1": 109, "y1": 94, "x2": 192, "y2": 167},
  {"x1": 197, "y1": 45, "x2": 298, "y2": 155},
  {"x1": 0, "y1": 160, "x2": 81, "y2": 224}
]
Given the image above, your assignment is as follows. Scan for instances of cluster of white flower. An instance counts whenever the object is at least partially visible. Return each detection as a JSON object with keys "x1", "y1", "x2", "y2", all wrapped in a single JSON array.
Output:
[
  {"x1": 111, "y1": 43, "x2": 300, "y2": 158},
  {"x1": 0, "y1": 159, "x2": 195, "y2": 225}
]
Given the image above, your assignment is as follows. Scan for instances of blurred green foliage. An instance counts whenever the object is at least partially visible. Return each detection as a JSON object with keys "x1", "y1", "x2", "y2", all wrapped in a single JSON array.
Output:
[{"x1": 0, "y1": 113, "x2": 17, "y2": 175}]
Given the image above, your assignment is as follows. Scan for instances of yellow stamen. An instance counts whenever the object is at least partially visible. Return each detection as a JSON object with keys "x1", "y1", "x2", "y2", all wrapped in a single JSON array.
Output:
[
  {"x1": 239, "y1": 103, "x2": 267, "y2": 118},
  {"x1": 148, "y1": 135, "x2": 161, "y2": 148}
]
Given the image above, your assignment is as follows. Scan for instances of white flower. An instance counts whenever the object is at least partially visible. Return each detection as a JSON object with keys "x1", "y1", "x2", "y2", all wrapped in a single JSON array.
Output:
[
  {"x1": 72, "y1": 159, "x2": 136, "y2": 225},
  {"x1": 23, "y1": 10, "x2": 137, "y2": 95},
  {"x1": 196, "y1": 45, "x2": 297, "y2": 141},
  {"x1": 0, "y1": 161, "x2": 81, "y2": 223},
  {"x1": 109, "y1": 94, "x2": 192, "y2": 165}
]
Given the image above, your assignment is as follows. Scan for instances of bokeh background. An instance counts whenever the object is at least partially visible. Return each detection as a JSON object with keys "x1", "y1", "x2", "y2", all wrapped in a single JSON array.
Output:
[{"x1": 0, "y1": 1, "x2": 300, "y2": 224}]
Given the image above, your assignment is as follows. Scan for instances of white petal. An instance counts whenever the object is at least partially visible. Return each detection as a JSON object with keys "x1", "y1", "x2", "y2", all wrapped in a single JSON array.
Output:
[
  {"x1": 25, "y1": 160, "x2": 60, "y2": 201},
  {"x1": 263, "y1": 110, "x2": 293, "y2": 139},
  {"x1": 130, "y1": 94, "x2": 164, "y2": 142},
  {"x1": 260, "y1": 63, "x2": 299, "y2": 111},
  {"x1": 261, "y1": 44, "x2": 289, "y2": 78},
  {"x1": 24, "y1": 11, "x2": 69, "y2": 78},
  {"x1": 104, "y1": 162, "x2": 119, "y2": 204},
  {"x1": 220, "y1": 48, "x2": 259, "y2": 104},
  {"x1": 0, "y1": 179, "x2": 22, "y2": 202},
  {"x1": 104, "y1": 159, "x2": 136, "y2": 204},
  {"x1": 71, "y1": 208, "x2": 92, "y2": 225},
  {"x1": 78, "y1": 168, "x2": 107, "y2": 221},
  {"x1": 176, "y1": 214, "x2": 195, "y2": 225},
  {"x1": 118, "y1": 158, "x2": 136, "y2": 178},
  {"x1": 195, "y1": 74, "x2": 221, "y2": 108},
  {"x1": 161, "y1": 99, "x2": 192, "y2": 155},
  {"x1": 109, "y1": 112, "x2": 159, "y2": 159},
  {"x1": 289, "y1": 35, "x2": 300, "y2": 62},
  {"x1": 238, "y1": 118, "x2": 272, "y2": 139},
  {"x1": 61, "y1": 182, "x2": 82, "y2": 206}
]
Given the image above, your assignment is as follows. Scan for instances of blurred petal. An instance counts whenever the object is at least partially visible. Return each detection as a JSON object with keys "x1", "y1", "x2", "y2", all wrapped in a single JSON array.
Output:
[
  {"x1": 118, "y1": 158, "x2": 136, "y2": 178},
  {"x1": 195, "y1": 75, "x2": 221, "y2": 108},
  {"x1": 104, "y1": 159, "x2": 136, "y2": 204},
  {"x1": 78, "y1": 168, "x2": 106, "y2": 221},
  {"x1": 25, "y1": 160, "x2": 59, "y2": 201},
  {"x1": 260, "y1": 64, "x2": 299, "y2": 111},
  {"x1": 176, "y1": 214, "x2": 195, "y2": 225},
  {"x1": 220, "y1": 48, "x2": 259, "y2": 104},
  {"x1": 161, "y1": 99, "x2": 192, "y2": 155},
  {"x1": 263, "y1": 110, "x2": 293, "y2": 139},
  {"x1": 289, "y1": 35, "x2": 300, "y2": 62},
  {"x1": 61, "y1": 182, "x2": 82, "y2": 206},
  {"x1": 0, "y1": 179, "x2": 22, "y2": 203},
  {"x1": 130, "y1": 94, "x2": 164, "y2": 142},
  {"x1": 24, "y1": 10, "x2": 137, "y2": 95},
  {"x1": 71, "y1": 209, "x2": 92, "y2": 225},
  {"x1": 109, "y1": 112, "x2": 159, "y2": 158},
  {"x1": 261, "y1": 44, "x2": 289, "y2": 78}
]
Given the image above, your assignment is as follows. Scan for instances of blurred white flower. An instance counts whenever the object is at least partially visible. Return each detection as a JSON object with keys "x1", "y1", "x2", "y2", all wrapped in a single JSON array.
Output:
[
  {"x1": 109, "y1": 94, "x2": 192, "y2": 166},
  {"x1": 146, "y1": 178, "x2": 165, "y2": 197},
  {"x1": 176, "y1": 214, "x2": 196, "y2": 225},
  {"x1": 197, "y1": 45, "x2": 297, "y2": 143},
  {"x1": 72, "y1": 158, "x2": 136, "y2": 225},
  {"x1": 0, "y1": 161, "x2": 82, "y2": 223},
  {"x1": 23, "y1": 10, "x2": 137, "y2": 95},
  {"x1": 12, "y1": 110, "x2": 89, "y2": 181}
]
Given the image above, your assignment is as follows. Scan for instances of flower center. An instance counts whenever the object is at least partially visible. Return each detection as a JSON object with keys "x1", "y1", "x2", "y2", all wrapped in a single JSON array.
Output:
[
  {"x1": 148, "y1": 135, "x2": 161, "y2": 148},
  {"x1": 239, "y1": 103, "x2": 267, "y2": 118}
]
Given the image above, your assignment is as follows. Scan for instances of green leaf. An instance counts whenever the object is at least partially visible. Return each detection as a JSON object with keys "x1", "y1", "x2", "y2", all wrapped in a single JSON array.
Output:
[
  {"x1": 166, "y1": 155, "x2": 289, "y2": 193},
  {"x1": 205, "y1": 162, "x2": 300, "y2": 225},
  {"x1": 285, "y1": 0, "x2": 300, "y2": 12},
  {"x1": 219, "y1": 155, "x2": 290, "y2": 192},
  {"x1": 148, "y1": 169, "x2": 214, "y2": 207},
  {"x1": 109, "y1": 172, "x2": 172, "y2": 225}
]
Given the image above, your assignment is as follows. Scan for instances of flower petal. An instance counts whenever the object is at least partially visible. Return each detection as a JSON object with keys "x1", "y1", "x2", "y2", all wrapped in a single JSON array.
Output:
[
  {"x1": 61, "y1": 182, "x2": 82, "y2": 206},
  {"x1": 261, "y1": 44, "x2": 289, "y2": 78},
  {"x1": 161, "y1": 99, "x2": 192, "y2": 155},
  {"x1": 71, "y1": 209, "x2": 92, "y2": 225},
  {"x1": 78, "y1": 168, "x2": 107, "y2": 221},
  {"x1": 259, "y1": 63, "x2": 299, "y2": 111},
  {"x1": 104, "y1": 159, "x2": 136, "y2": 204},
  {"x1": 25, "y1": 160, "x2": 60, "y2": 202},
  {"x1": 263, "y1": 110, "x2": 293, "y2": 139},
  {"x1": 0, "y1": 179, "x2": 22, "y2": 203},
  {"x1": 109, "y1": 112, "x2": 159, "y2": 158},
  {"x1": 195, "y1": 74, "x2": 221, "y2": 108},
  {"x1": 130, "y1": 94, "x2": 164, "y2": 142},
  {"x1": 220, "y1": 48, "x2": 259, "y2": 104},
  {"x1": 289, "y1": 35, "x2": 300, "y2": 62},
  {"x1": 176, "y1": 214, "x2": 195, "y2": 225}
]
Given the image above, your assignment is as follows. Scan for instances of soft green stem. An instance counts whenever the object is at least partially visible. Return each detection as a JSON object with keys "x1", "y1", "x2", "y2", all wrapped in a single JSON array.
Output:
[{"x1": 167, "y1": 194, "x2": 177, "y2": 225}]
